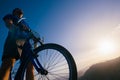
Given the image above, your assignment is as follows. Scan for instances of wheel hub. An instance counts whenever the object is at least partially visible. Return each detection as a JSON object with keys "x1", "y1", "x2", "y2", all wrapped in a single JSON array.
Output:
[{"x1": 39, "y1": 69, "x2": 48, "y2": 75}]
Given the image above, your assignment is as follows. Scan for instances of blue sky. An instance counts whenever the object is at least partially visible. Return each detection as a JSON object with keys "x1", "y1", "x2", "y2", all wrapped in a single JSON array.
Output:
[{"x1": 1, "y1": 0, "x2": 120, "y2": 71}]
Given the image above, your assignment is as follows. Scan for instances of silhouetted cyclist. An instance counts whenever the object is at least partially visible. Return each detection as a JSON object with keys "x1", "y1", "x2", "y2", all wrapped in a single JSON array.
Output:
[{"x1": 0, "y1": 8, "x2": 34, "y2": 80}]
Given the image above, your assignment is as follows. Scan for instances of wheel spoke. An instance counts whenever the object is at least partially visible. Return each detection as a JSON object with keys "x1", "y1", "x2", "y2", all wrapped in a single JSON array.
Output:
[
  {"x1": 48, "y1": 62, "x2": 68, "y2": 71},
  {"x1": 48, "y1": 72, "x2": 69, "y2": 80},
  {"x1": 47, "y1": 54, "x2": 64, "y2": 69},
  {"x1": 49, "y1": 67, "x2": 69, "y2": 72},
  {"x1": 45, "y1": 50, "x2": 59, "y2": 69}
]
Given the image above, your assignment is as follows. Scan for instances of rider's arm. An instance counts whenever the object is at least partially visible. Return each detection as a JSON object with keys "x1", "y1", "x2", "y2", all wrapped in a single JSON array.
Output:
[
  {"x1": 12, "y1": 16, "x2": 31, "y2": 32},
  {"x1": 18, "y1": 19, "x2": 31, "y2": 32}
]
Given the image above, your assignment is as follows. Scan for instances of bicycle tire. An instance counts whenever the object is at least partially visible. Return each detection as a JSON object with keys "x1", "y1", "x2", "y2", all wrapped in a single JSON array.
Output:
[{"x1": 15, "y1": 43, "x2": 77, "y2": 80}]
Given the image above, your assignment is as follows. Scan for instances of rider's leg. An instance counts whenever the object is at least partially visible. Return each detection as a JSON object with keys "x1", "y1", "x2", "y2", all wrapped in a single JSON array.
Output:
[
  {"x1": 24, "y1": 41, "x2": 34, "y2": 80},
  {"x1": 17, "y1": 40, "x2": 34, "y2": 80},
  {"x1": 25, "y1": 41, "x2": 38, "y2": 80},
  {"x1": 0, "y1": 58, "x2": 16, "y2": 80},
  {"x1": 26, "y1": 62, "x2": 34, "y2": 80}
]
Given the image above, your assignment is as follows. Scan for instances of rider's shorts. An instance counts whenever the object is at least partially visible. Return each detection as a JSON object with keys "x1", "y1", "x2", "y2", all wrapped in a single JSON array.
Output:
[{"x1": 2, "y1": 37, "x2": 20, "y2": 61}]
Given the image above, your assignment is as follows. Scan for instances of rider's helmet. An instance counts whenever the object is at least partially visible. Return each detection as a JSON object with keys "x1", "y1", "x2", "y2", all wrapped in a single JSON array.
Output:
[
  {"x1": 12, "y1": 8, "x2": 23, "y2": 18},
  {"x1": 3, "y1": 14, "x2": 14, "y2": 28},
  {"x1": 3, "y1": 14, "x2": 13, "y2": 21}
]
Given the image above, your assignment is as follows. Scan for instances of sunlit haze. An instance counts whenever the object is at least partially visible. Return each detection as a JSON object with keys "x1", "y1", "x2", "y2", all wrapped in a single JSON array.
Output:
[{"x1": 97, "y1": 38, "x2": 117, "y2": 55}]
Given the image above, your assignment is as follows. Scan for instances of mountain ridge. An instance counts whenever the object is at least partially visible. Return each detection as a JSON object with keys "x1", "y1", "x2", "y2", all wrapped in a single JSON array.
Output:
[{"x1": 79, "y1": 56, "x2": 120, "y2": 80}]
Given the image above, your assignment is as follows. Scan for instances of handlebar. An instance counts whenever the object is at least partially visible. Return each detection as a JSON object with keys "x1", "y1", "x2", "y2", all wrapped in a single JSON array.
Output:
[{"x1": 29, "y1": 30, "x2": 44, "y2": 46}]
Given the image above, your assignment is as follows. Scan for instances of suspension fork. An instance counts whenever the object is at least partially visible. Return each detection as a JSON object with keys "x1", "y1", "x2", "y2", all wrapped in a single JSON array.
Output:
[
  {"x1": 30, "y1": 54, "x2": 44, "y2": 71},
  {"x1": 31, "y1": 40, "x2": 46, "y2": 72},
  {"x1": 30, "y1": 53, "x2": 48, "y2": 75}
]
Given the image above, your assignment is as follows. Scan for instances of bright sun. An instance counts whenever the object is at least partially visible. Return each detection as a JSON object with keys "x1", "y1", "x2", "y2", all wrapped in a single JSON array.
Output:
[{"x1": 98, "y1": 39, "x2": 117, "y2": 55}]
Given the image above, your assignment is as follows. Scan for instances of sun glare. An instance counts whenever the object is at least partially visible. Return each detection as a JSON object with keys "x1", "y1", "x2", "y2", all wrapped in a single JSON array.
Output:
[{"x1": 98, "y1": 39, "x2": 117, "y2": 55}]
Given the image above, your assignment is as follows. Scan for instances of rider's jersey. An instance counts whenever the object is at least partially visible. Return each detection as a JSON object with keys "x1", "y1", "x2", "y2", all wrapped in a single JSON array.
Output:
[
  {"x1": 11, "y1": 16, "x2": 31, "y2": 40},
  {"x1": 7, "y1": 24, "x2": 30, "y2": 41}
]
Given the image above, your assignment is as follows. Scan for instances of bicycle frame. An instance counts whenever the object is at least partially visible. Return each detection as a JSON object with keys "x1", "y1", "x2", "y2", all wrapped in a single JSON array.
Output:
[
  {"x1": 13, "y1": 35, "x2": 77, "y2": 80},
  {"x1": 20, "y1": 38, "x2": 47, "y2": 74},
  {"x1": 22, "y1": 42, "x2": 40, "y2": 64},
  {"x1": 13, "y1": 34, "x2": 47, "y2": 80}
]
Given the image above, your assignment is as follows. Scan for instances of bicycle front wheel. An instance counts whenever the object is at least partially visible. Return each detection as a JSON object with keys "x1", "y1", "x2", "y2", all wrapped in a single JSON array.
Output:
[{"x1": 17, "y1": 43, "x2": 77, "y2": 80}]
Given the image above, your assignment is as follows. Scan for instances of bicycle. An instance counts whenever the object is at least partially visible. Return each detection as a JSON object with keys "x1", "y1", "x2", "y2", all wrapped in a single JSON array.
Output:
[{"x1": 10, "y1": 29, "x2": 77, "y2": 80}]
